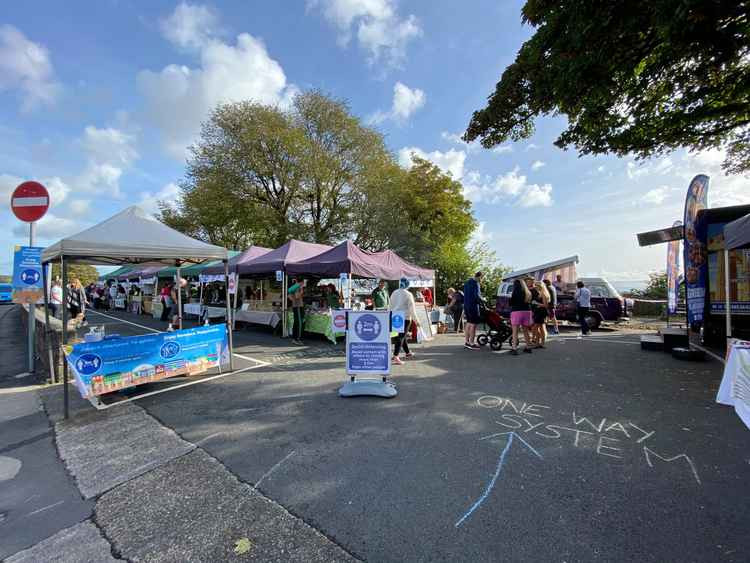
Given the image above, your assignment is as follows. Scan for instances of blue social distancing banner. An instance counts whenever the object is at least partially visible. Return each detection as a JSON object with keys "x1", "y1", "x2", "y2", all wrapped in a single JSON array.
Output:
[
  {"x1": 12, "y1": 246, "x2": 44, "y2": 304},
  {"x1": 66, "y1": 324, "x2": 229, "y2": 398},
  {"x1": 346, "y1": 311, "x2": 391, "y2": 375}
]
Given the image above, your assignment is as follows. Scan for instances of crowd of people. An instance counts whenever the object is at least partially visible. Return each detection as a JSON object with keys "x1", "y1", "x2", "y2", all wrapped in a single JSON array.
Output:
[{"x1": 454, "y1": 272, "x2": 593, "y2": 355}]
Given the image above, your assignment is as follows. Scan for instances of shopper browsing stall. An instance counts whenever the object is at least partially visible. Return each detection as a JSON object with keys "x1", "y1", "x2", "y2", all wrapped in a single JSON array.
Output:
[
  {"x1": 463, "y1": 272, "x2": 483, "y2": 350},
  {"x1": 372, "y1": 279, "x2": 390, "y2": 310},
  {"x1": 390, "y1": 278, "x2": 419, "y2": 364},
  {"x1": 289, "y1": 278, "x2": 305, "y2": 345}
]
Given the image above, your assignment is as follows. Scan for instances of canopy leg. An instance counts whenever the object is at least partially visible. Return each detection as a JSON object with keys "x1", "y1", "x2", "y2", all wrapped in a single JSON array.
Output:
[
  {"x1": 725, "y1": 249, "x2": 732, "y2": 339},
  {"x1": 61, "y1": 257, "x2": 69, "y2": 420},
  {"x1": 224, "y1": 259, "x2": 234, "y2": 370},
  {"x1": 42, "y1": 262, "x2": 55, "y2": 383}
]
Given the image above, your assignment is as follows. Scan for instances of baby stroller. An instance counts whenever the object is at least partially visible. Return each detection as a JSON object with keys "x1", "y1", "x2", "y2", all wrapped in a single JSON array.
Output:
[{"x1": 476, "y1": 300, "x2": 512, "y2": 351}]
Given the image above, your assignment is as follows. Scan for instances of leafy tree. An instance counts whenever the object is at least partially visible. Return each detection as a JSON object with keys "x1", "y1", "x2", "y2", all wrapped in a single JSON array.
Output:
[
  {"x1": 51, "y1": 264, "x2": 99, "y2": 286},
  {"x1": 464, "y1": 1, "x2": 750, "y2": 173}
]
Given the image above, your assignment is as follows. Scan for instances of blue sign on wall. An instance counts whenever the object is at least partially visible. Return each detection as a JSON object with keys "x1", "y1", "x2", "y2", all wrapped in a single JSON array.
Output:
[
  {"x1": 12, "y1": 246, "x2": 44, "y2": 304},
  {"x1": 66, "y1": 324, "x2": 229, "y2": 397}
]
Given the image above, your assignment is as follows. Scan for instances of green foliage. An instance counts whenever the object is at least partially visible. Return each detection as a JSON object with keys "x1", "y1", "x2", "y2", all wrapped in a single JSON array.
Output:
[
  {"x1": 464, "y1": 1, "x2": 750, "y2": 173},
  {"x1": 0, "y1": 275, "x2": 10, "y2": 283},
  {"x1": 162, "y1": 92, "x2": 478, "y2": 300},
  {"x1": 50, "y1": 263, "x2": 99, "y2": 286},
  {"x1": 629, "y1": 271, "x2": 685, "y2": 301}
]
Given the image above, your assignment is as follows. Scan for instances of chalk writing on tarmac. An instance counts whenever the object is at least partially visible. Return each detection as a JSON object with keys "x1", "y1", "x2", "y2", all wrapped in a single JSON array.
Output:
[{"x1": 476, "y1": 395, "x2": 701, "y2": 485}]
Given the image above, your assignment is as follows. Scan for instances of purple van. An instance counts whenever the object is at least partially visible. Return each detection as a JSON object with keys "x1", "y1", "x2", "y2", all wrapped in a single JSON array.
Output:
[{"x1": 495, "y1": 277, "x2": 626, "y2": 329}]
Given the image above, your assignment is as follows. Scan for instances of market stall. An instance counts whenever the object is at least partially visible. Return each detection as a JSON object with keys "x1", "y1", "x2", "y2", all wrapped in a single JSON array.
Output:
[
  {"x1": 232, "y1": 239, "x2": 332, "y2": 334},
  {"x1": 41, "y1": 206, "x2": 232, "y2": 418},
  {"x1": 287, "y1": 241, "x2": 436, "y2": 342}
]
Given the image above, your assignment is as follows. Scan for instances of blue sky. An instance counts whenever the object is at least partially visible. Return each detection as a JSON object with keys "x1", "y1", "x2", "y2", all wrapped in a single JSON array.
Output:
[{"x1": 1, "y1": 1, "x2": 748, "y2": 279}]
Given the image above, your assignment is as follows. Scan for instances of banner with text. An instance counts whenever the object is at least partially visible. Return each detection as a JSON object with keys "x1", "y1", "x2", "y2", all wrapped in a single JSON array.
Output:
[
  {"x1": 65, "y1": 324, "x2": 229, "y2": 398},
  {"x1": 12, "y1": 245, "x2": 44, "y2": 304},
  {"x1": 667, "y1": 220, "x2": 682, "y2": 314},
  {"x1": 346, "y1": 310, "x2": 391, "y2": 376},
  {"x1": 683, "y1": 175, "x2": 709, "y2": 324}
]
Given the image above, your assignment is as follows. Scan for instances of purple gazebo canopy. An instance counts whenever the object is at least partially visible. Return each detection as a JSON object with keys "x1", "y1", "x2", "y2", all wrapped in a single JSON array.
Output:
[
  {"x1": 237, "y1": 239, "x2": 332, "y2": 275},
  {"x1": 201, "y1": 244, "x2": 272, "y2": 276},
  {"x1": 287, "y1": 240, "x2": 434, "y2": 280}
]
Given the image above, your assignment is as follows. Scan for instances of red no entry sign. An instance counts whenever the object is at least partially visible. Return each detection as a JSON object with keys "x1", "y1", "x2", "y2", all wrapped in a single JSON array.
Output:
[{"x1": 11, "y1": 181, "x2": 49, "y2": 222}]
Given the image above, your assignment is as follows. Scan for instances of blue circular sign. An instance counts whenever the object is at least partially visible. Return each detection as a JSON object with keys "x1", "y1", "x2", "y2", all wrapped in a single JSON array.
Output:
[
  {"x1": 20, "y1": 269, "x2": 40, "y2": 285},
  {"x1": 75, "y1": 353, "x2": 102, "y2": 375},
  {"x1": 160, "y1": 341, "x2": 181, "y2": 359},
  {"x1": 354, "y1": 314, "x2": 381, "y2": 341},
  {"x1": 391, "y1": 313, "x2": 404, "y2": 330}
]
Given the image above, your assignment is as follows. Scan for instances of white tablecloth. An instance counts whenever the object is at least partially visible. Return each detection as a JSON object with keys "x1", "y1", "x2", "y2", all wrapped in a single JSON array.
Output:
[
  {"x1": 183, "y1": 304, "x2": 227, "y2": 319},
  {"x1": 234, "y1": 310, "x2": 282, "y2": 328},
  {"x1": 184, "y1": 303, "x2": 202, "y2": 316}
]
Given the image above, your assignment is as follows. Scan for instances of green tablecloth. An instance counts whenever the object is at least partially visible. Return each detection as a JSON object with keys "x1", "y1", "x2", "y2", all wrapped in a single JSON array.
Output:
[{"x1": 304, "y1": 311, "x2": 343, "y2": 344}]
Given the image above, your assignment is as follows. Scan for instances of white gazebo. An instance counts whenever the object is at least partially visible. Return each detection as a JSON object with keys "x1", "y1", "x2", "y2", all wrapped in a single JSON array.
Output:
[{"x1": 41, "y1": 206, "x2": 232, "y2": 418}]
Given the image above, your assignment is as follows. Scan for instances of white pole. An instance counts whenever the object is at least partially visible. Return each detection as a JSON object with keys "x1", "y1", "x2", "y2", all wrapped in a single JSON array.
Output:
[
  {"x1": 282, "y1": 273, "x2": 288, "y2": 337},
  {"x1": 176, "y1": 263, "x2": 183, "y2": 330},
  {"x1": 224, "y1": 259, "x2": 234, "y2": 370},
  {"x1": 28, "y1": 222, "x2": 35, "y2": 373},
  {"x1": 725, "y1": 248, "x2": 732, "y2": 338}
]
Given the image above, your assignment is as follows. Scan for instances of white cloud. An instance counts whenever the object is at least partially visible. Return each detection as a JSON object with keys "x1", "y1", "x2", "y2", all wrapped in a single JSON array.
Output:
[
  {"x1": 470, "y1": 221, "x2": 493, "y2": 244},
  {"x1": 627, "y1": 156, "x2": 673, "y2": 179},
  {"x1": 139, "y1": 7, "x2": 294, "y2": 159},
  {"x1": 525, "y1": 143, "x2": 539, "y2": 151},
  {"x1": 138, "y1": 182, "x2": 181, "y2": 215},
  {"x1": 370, "y1": 81, "x2": 424, "y2": 124},
  {"x1": 160, "y1": 3, "x2": 221, "y2": 50},
  {"x1": 531, "y1": 160, "x2": 545, "y2": 171},
  {"x1": 1, "y1": 173, "x2": 70, "y2": 206},
  {"x1": 492, "y1": 144, "x2": 513, "y2": 154},
  {"x1": 597, "y1": 165, "x2": 606, "y2": 173},
  {"x1": 441, "y1": 131, "x2": 481, "y2": 152},
  {"x1": 69, "y1": 199, "x2": 91, "y2": 216},
  {"x1": 398, "y1": 146, "x2": 465, "y2": 179},
  {"x1": 0, "y1": 25, "x2": 59, "y2": 111},
  {"x1": 76, "y1": 126, "x2": 138, "y2": 196},
  {"x1": 462, "y1": 166, "x2": 553, "y2": 208},
  {"x1": 11, "y1": 212, "x2": 78, "y2": 239},
  {"x1": 309, "y1": 0, "x2": 421, "y2": 66},
  {"x1": 641, "y1": 186, "x2": 670, "y2": 205},
  {"x1": 680, "y1": 148, "x2": 750, "y2": 207}
]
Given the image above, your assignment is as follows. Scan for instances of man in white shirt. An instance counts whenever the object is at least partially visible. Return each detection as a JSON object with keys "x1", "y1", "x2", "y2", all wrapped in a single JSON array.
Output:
[
  {"x1": 108, "y1": 282, "x2": 118, "y2": 310},
  {"x1": 389, "y1": 278, "x2": 420, "y2": 365},
  {"x1": 574, "y1": 281, "x2": 592, "y2": 335}
]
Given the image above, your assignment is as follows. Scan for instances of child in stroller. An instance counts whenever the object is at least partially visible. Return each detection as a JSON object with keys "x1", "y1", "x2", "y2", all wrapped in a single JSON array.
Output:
[{"x1": 476, "y1": 299, "x2": 512, "y2": 350}]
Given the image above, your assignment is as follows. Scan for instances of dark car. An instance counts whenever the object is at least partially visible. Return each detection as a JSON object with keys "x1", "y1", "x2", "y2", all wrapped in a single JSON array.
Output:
[
  {"x1": 0, "y1": 283, "x2": 13, "y2": 304},
  {"x1": 495, "y1": 277, "x2": 626, "y2": 329}
]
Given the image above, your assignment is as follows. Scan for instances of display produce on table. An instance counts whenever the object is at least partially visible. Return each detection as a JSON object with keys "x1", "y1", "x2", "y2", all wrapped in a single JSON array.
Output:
[{"x1": 64, "y1": 324, "x2": 229, "y2": 398}]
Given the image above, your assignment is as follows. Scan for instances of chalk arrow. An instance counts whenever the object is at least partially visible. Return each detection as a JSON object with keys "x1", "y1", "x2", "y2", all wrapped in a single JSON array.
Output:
[{"x1": 455, "y1": 432, "x2": 543, "y2": 528}]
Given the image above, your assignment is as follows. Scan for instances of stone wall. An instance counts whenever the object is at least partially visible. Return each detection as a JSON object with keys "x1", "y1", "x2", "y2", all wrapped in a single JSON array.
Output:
[{"x1": 19, "y1": 305, "x2": 75, "y2": 384}]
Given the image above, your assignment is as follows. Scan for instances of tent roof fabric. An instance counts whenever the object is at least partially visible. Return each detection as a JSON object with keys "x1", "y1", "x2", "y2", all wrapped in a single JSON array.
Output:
[
  {"x1": 202, "y1": 245, "x2": 273, "y2": 276},
  {"x1": 42, "y1": 206, "x2": 228, "y2": 265},
  {"x1": 157, "y1": 251, "x2": 242, "y2": 278},
  {"x1": 503, "y1": 255, "x2": 579, "y2": 281},
  {"x1": 100, "y1": 265, "x2": 134, "y2": 281},
  {"x1": 725, "y1": 213, "x2": 750, "y2": 250},
  {"x1": 237, "y1": 239, "x2": 332, "y2": 275},
  {"x1": 370, "y1": 250, "x2": 435, "y2": 280},
  {"x1": 286, "y1": 240, "x2": 391, "y2": 278}
]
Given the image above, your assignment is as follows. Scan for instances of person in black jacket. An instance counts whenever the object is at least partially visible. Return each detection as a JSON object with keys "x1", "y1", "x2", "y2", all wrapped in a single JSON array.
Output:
[{"x1": 446, "y1": 287, "x2": 464, "y2": 333}]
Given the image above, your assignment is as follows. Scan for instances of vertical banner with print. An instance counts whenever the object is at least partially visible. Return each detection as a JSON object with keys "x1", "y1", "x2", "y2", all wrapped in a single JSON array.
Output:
[
  {"x1": 12, "y1": 246, "x2": 44, "y2": 304},
  {"x1": 683, "y1": 175, "x2": 709, "y2": 324},
  {"x1": 667, "y1": 220, "x2": 682, "y2": 315}
]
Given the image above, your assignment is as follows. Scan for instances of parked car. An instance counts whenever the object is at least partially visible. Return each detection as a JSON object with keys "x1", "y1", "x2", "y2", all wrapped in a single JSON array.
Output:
[
  {"x1": 495, "y1": 277, "x2": 626, "y2": 329},
  {"x1": 0, "y1": 283, "x2": 13, "y2": 303}
]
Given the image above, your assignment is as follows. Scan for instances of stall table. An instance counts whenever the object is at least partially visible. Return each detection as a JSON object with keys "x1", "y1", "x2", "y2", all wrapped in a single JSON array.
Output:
[
  {"x1": 304, "y1": 310, "x2": 344, "y2": 344},
  {"x1": 234, "y1": 309, "x2": 283, "y2": 328}
]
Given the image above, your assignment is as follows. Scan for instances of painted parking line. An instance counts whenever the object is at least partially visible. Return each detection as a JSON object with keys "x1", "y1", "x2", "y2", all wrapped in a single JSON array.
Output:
[{"x1": 87, "y1": 309, "x2": 161, "y2": 333}]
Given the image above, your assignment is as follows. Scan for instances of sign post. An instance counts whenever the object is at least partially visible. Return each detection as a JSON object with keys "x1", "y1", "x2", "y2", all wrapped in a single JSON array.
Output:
[
  {"x1": 11, "y1": 181, "x2": 50, "y2": 373},
  {"x1": 339, "y1": 310, "x2": 397, "y2": 398}
]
